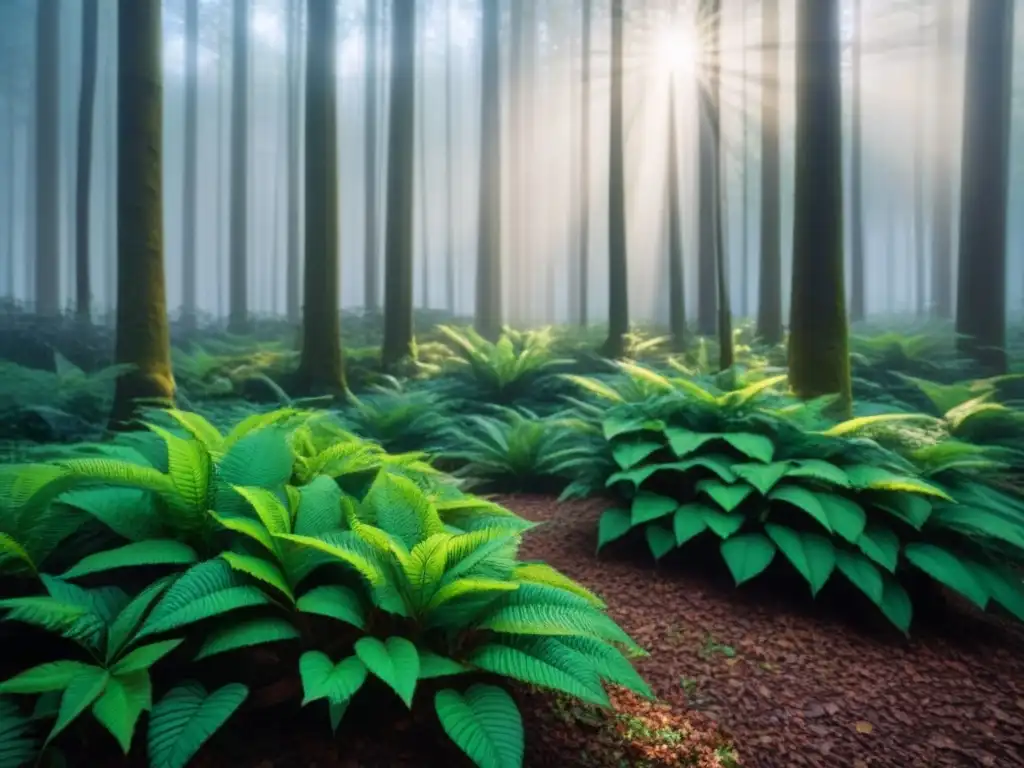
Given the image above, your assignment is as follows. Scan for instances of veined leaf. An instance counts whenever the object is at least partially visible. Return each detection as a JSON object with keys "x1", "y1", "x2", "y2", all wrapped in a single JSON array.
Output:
[
  {"x1": 672, "y1": 505, "x2": 710, "y2": 545},
  {"x1": 630, "y1": 492, "x2": 678, "y2": 526},
  {"x1": 435, "y1": 685, "x2": 524, "y2": 768},
  {"x1": 296, "y1": 585, "x2": 366, "y2": 629},
  {"x1": 597, "y1": 508, "x2": 632, "y2": 551},
  {"x1": 732, "y1": 461, "x2": 790, "y2": 495},
  {"x1": 903, "y1": 543, "x2": 988, "y2": 609},
  {"x1": 785, "y1": 460, "x2": 850, "y2": 488},
  {"x1": 195, "y1": 617, "x2": 300, "y2": 660},
  {"x1": 110, "y1": 639, "x2": 184, "y2": 675},
  {"x1": 0, "y1": 661, "x2": 99, "y2": 695},
  {"x1": 47, "y1": 667, "x2": 109, "y2": 745},
  {"x1": 644, "y1": 525, "x2": 676, "y2": 561},
  {"x1": 856, "y1": 525, "x2": 900, "y2": 573},
  {"x1": 768, "y1": 485, "x2": 832, "y2": 533},
  {"x1": 835, "y1": 550, "x2": 883, "y2": 605},
  {"x1": 298, "y1": 652, "x2": 368, "y2": 705},
  {"x1": 720, "y1": 533, "x2": 776, "y2": 585},
  {"x1": 611, "y1": 440, "x2": 663, "y2": 470},
  {"x1": 148, "y1": 682, "x2": 248, "y2": 768},
  {"x1": 220, "y1": 551, "x2": 295, "y2": 603},
  {"x1": 92, "y1": 670, "x2": 152, "y2": 754},
  {"x1": 354, "y1": 636, "x2": 420, "y2": 708},
  {"x1": 697, "y1": 479, "x2": 754, "y2": 513},
  {"x1": 60, "y1": 540, "x2": 198, "y2": 580},
  {"x1": 815, "y1": 494, "x2": 866, "y2": 544},
  {"x1": 764, "y1": 525, "x2": 835, "y2": 596}
]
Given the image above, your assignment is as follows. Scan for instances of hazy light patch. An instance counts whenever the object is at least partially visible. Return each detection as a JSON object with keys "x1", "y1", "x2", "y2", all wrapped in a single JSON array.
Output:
[
  {"x1": 251, "y1": 6, "x2": 284, "y2": 51},
  {"x1": 656, "y1": 23, "x2": 698, "y2": 77}
]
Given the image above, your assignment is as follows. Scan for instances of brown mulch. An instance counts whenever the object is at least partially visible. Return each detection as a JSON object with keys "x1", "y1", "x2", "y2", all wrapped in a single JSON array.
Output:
[{"x1": 504, "y1": 493, "x2": 1024, "y2": 768}]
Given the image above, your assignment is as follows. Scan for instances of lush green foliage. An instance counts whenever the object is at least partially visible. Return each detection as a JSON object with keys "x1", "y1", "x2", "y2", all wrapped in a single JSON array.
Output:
[
  {"x1": 0, "y1": 408, "x2": 648, "y2": 768},
  {"x1": 581, "y1": 367, "x2": 1024, "y2": 635}
]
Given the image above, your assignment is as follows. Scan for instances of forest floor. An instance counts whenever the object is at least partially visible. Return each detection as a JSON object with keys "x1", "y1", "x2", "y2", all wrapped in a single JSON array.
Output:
[{"x1": 167, "y1": 495, "x2": 1024, "y2": 768}]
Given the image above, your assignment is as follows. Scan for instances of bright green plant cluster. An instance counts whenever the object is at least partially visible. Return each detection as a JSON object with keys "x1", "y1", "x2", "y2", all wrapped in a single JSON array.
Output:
[
  {"x1": 590, "y1": 378, "x2": 1024, "y2": 635},
  {"x1": 0, "y1": 408, "x2": 649, "y2": 768}
]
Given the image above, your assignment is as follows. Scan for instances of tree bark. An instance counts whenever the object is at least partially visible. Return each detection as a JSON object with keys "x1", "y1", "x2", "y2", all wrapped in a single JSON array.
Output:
[
  {"x1": 602, "y1": 0, "x2": 629, "y2": 358},
  {"x1": 228, "y1": 0, "x2": 249, "y2": 333},
  {"x1": 110, "y1": 0, "x2": 174, "y2": 427},
  {"x1": 955, "y1": 0, "x2": 1014, "y2": 375},
  {"x1": 35, "y1": 0, "x2": 60, "y2": 316},
  {"x1": 474, "y1": 0, "x2": 502, "y2": 340},
  {"x1": 295, "y1": 0, "x2": 344, "y2": 395},
  {"x1": 787, "y1": 0, "x2": 850, "y2": 413},
  {"x1": 382, "y1": 0, "x2": 417, "y2": 366},
  {"x1": 75, "y1": 0, "x2": 99, "y2": 321},
  {"x1": 756, "y1": 0, "x2": 782, "y2": 345}
]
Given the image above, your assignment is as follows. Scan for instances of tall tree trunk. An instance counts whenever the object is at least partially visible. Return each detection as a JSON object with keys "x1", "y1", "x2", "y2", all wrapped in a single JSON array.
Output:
[
  {"x1": 739, "y1": 8, "x2": 749, "y2": 320},
  {"x1": 295, "y1": 0, "x2": 343, "y2": 394},
  {"x1": 521, "y1": 0, "x2": 537, "y2": 323},
  {"x1": 667, "y1": 74, "x2": 686, "y2": 351},
  {"x1": 602, "y1": 0, "x2": 628, "y2": 358},
  {"x1": 364, "y1": 0, "x2": 379, "y2": 312},
  {"x1": 228, "y1": 0, "x2": 249, "y2": 333},
  {"x1": 912, "y1": 0, "x2": 925, "y2": 316},
  {"x1": 75, "y1": 0, "x2": 99, "y2": 321},
  {"x1": 757, "y1": 0, "x2": 782, "y2": 345},
  {"x1": 35, "y1": 0, "x2": 60, "y2": 316},
  {"x1": 695, "y1": 1, "x2": 717, "y2": 337},
  {"x1": 382, "y1": 0, "x2": 417, "y2": 367},
  {"x1": 931, "y1": 0, "x2": 953, "y2": 319},
  {"x1": 181, "y1": 0, "x2": 199, "y2": 329},
  {"x1": 848, "y1": 0, "x2": 865, "y2": 322},
  {"x1": 955, "y1": 0, "x2": 1014, "y2": 375},
  {"x1": 788, "y1": 0, "x2": 850, "y2": 413},
  {"x1": 110, "y1": 0, "x2": 174, "y2": 427},
  {"x1": 285, "y1": 0, "x2": 301, "y2": 323},
  {"x1": 577, "y1": 0, "x2": 592, "y2": 327},
  {"x1": 444, "y1": 0, "x2": 456, "y2": 314},
  {"x1": 417, "y1": 8, "x2": 430, "y2": 309},
  {"x1": 701, "y1": 0, "x2": 732, "y2": 371},
  {"x1": 475, "y1": 0, "x2": 502, "y2": 340}
]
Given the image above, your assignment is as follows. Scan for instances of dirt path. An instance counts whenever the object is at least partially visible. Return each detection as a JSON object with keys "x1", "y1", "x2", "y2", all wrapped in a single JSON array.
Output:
[{"x1": 503, "y1": 494, "x2": 1024, "y2": 768}]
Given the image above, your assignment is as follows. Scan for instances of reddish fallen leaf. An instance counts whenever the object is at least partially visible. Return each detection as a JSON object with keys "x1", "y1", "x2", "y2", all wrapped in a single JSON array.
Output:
[{"x1": 854, "y1": 721, "x2": 873, "y2": 734}]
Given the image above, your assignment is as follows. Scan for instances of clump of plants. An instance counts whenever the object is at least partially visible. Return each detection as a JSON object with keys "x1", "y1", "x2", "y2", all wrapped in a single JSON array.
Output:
[
  {"x1": 0, "y1": 407, "x2": 650, "y2": 768},
  {"x1": 578, "y1": 370, "x2": 1024, "y2": 634}
]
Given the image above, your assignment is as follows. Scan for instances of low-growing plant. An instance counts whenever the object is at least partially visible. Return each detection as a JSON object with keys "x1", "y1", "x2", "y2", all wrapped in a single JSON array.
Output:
[
  {"x1": 590, "y1": 385, "x2": 1024, "y2": 634},
  {"x1": 0, "y1": 407, "x2": 650, "y2": 768}
]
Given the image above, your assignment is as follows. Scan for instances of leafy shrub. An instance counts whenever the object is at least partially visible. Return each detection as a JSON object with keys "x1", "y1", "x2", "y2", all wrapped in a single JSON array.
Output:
[
  {"x1": 436, "y1": 325, "x2": 573, "y2": 403},
  {"x1": 0, "y1": 408, "x2": 648, "y2": 767},
  {"x1": 438, "y1": 406, "x2": 609, "y2": 495},
  {"x1": 339, "y1": 381, "x2": 450, "y2": 454},
  {"x1": 589, "y1": 380, "x2": 1024, "y2": 634}
]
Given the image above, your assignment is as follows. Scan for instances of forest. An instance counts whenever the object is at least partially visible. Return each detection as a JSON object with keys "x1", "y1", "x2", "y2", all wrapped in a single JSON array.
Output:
[{"x1": 0, "y1": 0, "x2": 1022, "y2": 766}]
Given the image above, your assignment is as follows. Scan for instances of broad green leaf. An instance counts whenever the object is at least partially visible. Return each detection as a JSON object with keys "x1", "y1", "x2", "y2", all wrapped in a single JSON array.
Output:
[
  {"x1": 968, "y1": 561, "x2": 1024, "y2": 622},
  {"x1": 0, "y1": 533, "x2": 36, "y2": 574},
  {"x1": 785, "y1": 460, "x2": 850, "y2": 487},
  {"x1": 856, "y1": 525, "x2": 900, "y2": 573},
  {"x1": 672, "y1": 505, "x2": 710, "y2": 545},
  {"x1": 720, "y1": 533, "x2": 776, "y2": 586},
  {"x1": 48, "y1": 667, "x2": 109, "y2": 745},
  {"x1": 0, "y1": 661, "x2": 98, "y2": 694},
  {"x1": 644, "y1": 525, "x2": 676, "y2": 561},
  {"x1": 873, "y1": 492, "x2": 932, "y2": 530},
  {"x1": 295, "y1": 585, "x2": 366, "y2": 629},
  {"x1": 732, "y1": 461, "x2": 790, "y2": 495},
  {"x1": 597, "y1": 508, "x2": 632, "y2": 551},
  {"x1": 700, "y1": 507, "x2": 745, "y2": 539},
  {"x1": 697, "y1": 479, "x2": 754, "y2": 512},
  {"x1": 903, "y1": 543, "x2": 988, "y2": 609},
  {"x1": 92, "y1": 670, "x2": 152, "y2": 754},
  {"x1": 834, "y1": 550, "x2": 883, "y2": 605},
  {"x1": 816, "y1": 494, "x2": 867, "y2": 544},
  {"x1": 0, "y1": 698, "x2": 37, "y2": 768},
  {"x1": 630, "y1": 493, "x2": 677, "y2": 525},
  {"x1": 354, "y1": 637, "x2": 420, "y2": 708},
  {"x1": 231, "y1": 486, "x2": 292, "y2": 535},
  {"x1": 879, "y1": 575, "x2": 913, "y2": 635},
  {"x1": 298, "y1": 652, "x2": 368, "y2": 705},
  {"x1": 106, "y1": 575, "x2": 177, "y2": 664},
  {"x1": 220, "y1": 551, "x2": 295, "y2": 602},
  {"x1": 844, "y1": 465, "x2": 953, "y2": 500},
  {"x1": 195, "y1": 617, "x2": 300, "y2": 660},
  {"x1": 764, "y1": 524, "x2": 835, "y2": 596},
  {"x1": 602, "y1": 415, "x2": 663, "y2": 441},
  {"x1": 60, "y1": 540, "x2": 198, "y2": 580},
  {"x1": 418, "y1": 652, "x2": 468, "y2": 680},
  {"x1": 148, "y1": 682, "x2": 248, "y2": 768},
  {"x1": 435, "y1": 685, "x2": 524, "y2": 768},
  {"x1": 611, "y1": 440, "x2": 662, "y2": 470},
  {"x1": 721, "y1": 433, "x2": 775, "y2": 463},
  {"x1": 664, "y1": 428, "x2": 717, "y2": 458},
  {"x1": 931, "y1": 506, "x2": 1024, "y2": 549},
  {"x1": 768, "y1": 485, "x2": 832, "y2": 532},
  {"x1": 111, "y1": 639, "x2": 184, "y2": 675}
]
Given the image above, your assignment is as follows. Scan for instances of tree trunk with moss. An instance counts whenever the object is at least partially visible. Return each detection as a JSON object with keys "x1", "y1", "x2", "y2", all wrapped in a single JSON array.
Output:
[
  {"x1": 381, "y1": 0, "x2": 417, "y2": 367},
  {"x1": 35, "y1": 0, "x2": 60, "y2": 316},
  {"x1": 787, "y1": 0, "x2": 850, "y2": 413},
  {"x1": 757, "y1": 0, "x2": 782, "y2": 345},
  {"x1": 109, "y1": 0, "x2": 175, "y2": 428},
  {"x1": 848, "y1": 0, "x2": 864, "y2": 322},
  {"x1": 228, "y1": 0, "x2": 249, "y2": 333},
  {"x1": 702, "y1": 0, "x2": 733, "y2": 372},
  {"x1": 181, "y1": 0, "x2": 199, "y2": 329},
  {"x1": 75, "y1": 0, "x2": 99, "y2": 321},
  {"x1": 294, "y1": 0, "x2": 344, "y2": 395},
  {"x1": 474, "y1": 0, "x2": 502, "y2": 340},
  {"x1": 955, "y1": 0, "x2": 1014, "y2": 375},
  {"x1": 602, "y1": 0, "x2": 628, "y2": 359}
]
